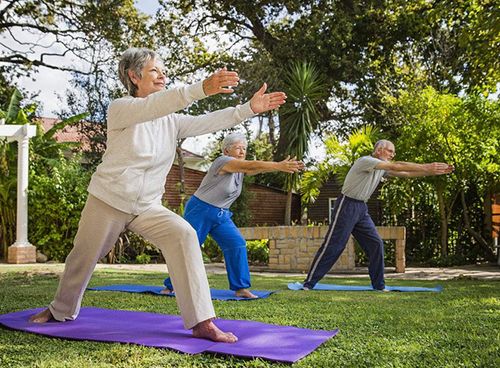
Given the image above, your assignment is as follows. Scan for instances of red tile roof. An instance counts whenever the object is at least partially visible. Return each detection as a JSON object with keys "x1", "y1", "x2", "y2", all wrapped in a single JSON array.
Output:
[{"x1": 37, "y1": 117, "x2": 204, "y2": 157}]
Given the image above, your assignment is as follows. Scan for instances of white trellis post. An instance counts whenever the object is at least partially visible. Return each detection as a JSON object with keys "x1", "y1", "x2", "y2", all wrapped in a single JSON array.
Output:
[{"x1": 0, "y1": 121, "x2": 37, "y2": 263}]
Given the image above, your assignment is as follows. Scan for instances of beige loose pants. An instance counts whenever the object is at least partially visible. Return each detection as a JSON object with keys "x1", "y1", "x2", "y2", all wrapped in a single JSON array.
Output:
[{"x1": 48, "y1": 195, "x2": 215, "y2": 329}]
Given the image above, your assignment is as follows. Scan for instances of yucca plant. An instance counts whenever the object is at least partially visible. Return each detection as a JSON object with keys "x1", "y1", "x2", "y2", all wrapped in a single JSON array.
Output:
[{"x1": 278, "y1": 61, "x2": 327, "y2": 224}]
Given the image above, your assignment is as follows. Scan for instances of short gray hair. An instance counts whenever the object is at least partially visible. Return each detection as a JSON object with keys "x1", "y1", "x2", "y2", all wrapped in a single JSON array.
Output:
[
  {"x1": 373, "y1": 139, "x2": 393, "y2": 152},
  {"x1": 118, "y1": 47, "x2": 160, "y2": 96},
  {"x1": 222, "y1": 132, "x2": 247, "y2": 153}
]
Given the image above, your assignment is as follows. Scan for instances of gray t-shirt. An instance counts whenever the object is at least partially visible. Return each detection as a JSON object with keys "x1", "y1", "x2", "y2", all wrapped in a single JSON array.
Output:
[
  {"x1": 194, "y1": 155, "x2": 244, "y2": 208},
  {"x1": 341, "y1": 156, "x2": 386, "y2": 202}
]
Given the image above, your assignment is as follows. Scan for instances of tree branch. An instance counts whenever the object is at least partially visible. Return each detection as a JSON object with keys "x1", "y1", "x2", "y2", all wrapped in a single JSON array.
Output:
[{"x1": 0, "y1": 54, "x2": 91, "y2": 74}]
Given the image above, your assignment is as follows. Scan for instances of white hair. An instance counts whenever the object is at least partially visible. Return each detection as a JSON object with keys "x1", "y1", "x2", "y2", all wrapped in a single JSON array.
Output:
[
  {"x1": 373, "y1": 139, "x2": 393, "y2": 152},
  {"x1": 222, "y1": 132, "x2": 247, "y2": 153},
  {"x1": 118, "y1": 47, "x2": 161, "y2": 96}
]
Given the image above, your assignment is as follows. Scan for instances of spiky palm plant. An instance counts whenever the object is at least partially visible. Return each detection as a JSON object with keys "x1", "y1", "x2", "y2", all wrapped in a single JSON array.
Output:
[{"x1": 279, "y1": 61, "x2": 327, "y2": 224}]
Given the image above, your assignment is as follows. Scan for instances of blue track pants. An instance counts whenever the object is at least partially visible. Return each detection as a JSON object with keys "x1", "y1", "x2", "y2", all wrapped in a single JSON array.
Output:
[
  {"x1": 303, "y1": 194, "x2": 385, "y2": 290},
  {"x1": 164, "y1": 196, "x2": 250, "y2": 291}
]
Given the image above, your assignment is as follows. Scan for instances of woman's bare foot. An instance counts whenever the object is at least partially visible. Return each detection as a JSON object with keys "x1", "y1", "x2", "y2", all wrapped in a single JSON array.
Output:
[
  {"x1": 29, "y1": 308, "x2": 54, "y2": 323},
  {"x1": 235, "y1": 288, "x2": 258, "y2": 298},
  {"x1": 192, "y1": 319, "x2": 238, "y2": 343},
  {"x1": 159, "y1": 288, "x2": 174, "y2": 295}
]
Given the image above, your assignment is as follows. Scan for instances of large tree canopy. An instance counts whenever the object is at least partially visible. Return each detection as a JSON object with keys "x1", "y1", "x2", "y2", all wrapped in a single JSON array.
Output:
[
  {"x1": 0, "y1": 0, "x2": 152, "y2": 77},
  {"x1": 160, "y1": 0, "x2": 499, "y2": 133}
]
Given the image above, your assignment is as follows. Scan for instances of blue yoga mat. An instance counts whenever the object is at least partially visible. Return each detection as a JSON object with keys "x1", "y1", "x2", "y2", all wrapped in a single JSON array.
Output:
[
  {"x1": 287, "y1": 282, "x2": 442, "y2": 292},
  {"x1": 88, "y1": 284, "x2": 275, "y2": 300}
]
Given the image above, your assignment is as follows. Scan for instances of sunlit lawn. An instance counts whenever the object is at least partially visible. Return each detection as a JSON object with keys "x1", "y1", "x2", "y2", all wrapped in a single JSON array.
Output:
[{"x1": 0, "y1": 268, "x2": 498, "y2": 367}]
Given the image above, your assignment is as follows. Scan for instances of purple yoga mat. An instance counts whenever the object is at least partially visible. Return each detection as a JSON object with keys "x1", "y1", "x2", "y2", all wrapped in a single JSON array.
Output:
[{"x1": 0, "y1": 307, "x2": 338, "y2": 363}]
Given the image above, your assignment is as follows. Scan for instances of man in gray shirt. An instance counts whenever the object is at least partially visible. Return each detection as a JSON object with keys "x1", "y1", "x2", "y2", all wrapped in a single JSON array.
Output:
[{"x1": 303, "y1": 140, "x2": 454, "y2": 290}]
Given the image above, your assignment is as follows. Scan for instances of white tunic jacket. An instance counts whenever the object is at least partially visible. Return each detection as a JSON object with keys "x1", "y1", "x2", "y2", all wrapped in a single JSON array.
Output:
[{"x1": 87, "y1": 81, "x2": 255, "y2": 215}]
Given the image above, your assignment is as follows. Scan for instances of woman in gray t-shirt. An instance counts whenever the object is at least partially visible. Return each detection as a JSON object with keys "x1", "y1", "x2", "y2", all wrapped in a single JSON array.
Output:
[{"x1": 163, "y1": 132, "x2": 304, "y2": 298}]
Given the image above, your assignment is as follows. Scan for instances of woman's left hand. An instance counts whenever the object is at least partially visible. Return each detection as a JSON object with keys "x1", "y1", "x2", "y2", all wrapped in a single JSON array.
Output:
[
  {"x1": 249, "y1": 83, "x2": 287, "y2": 114},
  {"x1": 202, "y1": 67, "x2": 240, "y2": 96}
]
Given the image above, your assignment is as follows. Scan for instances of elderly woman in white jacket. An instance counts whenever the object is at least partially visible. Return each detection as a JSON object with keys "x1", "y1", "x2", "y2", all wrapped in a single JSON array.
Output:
[{"x1": 29, "y1": 47, "x2": 287, "y2": 343}]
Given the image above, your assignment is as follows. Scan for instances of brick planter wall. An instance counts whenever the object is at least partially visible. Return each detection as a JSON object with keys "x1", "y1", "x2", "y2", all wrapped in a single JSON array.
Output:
[{"x1": 239, "y1": 225, "x2": 406, "y2": 273}]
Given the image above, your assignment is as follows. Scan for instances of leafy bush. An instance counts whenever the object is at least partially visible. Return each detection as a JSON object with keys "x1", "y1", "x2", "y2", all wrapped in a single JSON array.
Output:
[
  {"x1": 228, "y1": 177, "x2": 254, "y2": 227},
  {"x1": 28, "y1": 155, "x2": 90, "y2": 261},
  {"x1": 202, "y1": 235, "x2": 223, "y2": 262},
  {"x1": 354, "y1": 240, "x2": 395, "y2": 267},
  {"x1": 202, "y1": 236, "x2": 269, "y2": 265},
  {"x1": 246, "y1": 239, "x2": 269, "y2": 265},
  {"x1": 135, "y1": 253, "x2": 151, "y2": 264},
  {"x1": 125, "y1": 231, "x2": 161, "y2": 263},
  {"x1": 0, "y1": 89, "x2": 89, "y2": 261}
]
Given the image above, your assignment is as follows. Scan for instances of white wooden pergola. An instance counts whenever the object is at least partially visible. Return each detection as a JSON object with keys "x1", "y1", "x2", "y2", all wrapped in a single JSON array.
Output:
[{"x1": 0, "y1": 121, "x2": 37, "y2": 263}]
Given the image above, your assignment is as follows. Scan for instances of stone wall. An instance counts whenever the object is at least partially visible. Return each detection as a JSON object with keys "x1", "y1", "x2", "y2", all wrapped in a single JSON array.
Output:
[{"x1": 239, "y1": 225, "x2": 406, "y2": 273}]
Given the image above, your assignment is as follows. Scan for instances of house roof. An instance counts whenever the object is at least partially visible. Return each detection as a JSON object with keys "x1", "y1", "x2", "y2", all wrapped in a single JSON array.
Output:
[
  {"x1": 180, "y1": 148, "x2": 204, "y2": 159},
  {"x1": 37, "y1": 117, "x2": 85, "y2": 143},
  {"x1": 38, "y1": 117, "x2": 204, "y2": 158}
]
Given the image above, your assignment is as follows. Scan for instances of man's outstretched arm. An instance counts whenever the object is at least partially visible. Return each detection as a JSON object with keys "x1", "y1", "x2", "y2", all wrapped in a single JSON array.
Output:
[{"x1": 376, "y1": 161, "x2": 454, "y2": 177}]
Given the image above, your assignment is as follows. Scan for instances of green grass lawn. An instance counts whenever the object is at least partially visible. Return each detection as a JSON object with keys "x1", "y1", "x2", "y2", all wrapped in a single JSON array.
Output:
[{"x1": 0, "y1": 269, "x2": 498, "y2": 367}]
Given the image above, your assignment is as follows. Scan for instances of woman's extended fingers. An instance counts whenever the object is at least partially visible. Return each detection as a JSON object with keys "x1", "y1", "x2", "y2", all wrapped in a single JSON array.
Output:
[
  {"x1": 267, "y1": 92, "x2": 287, "y2": 107},
  {"x1": 261, "y1": 92, "x2": 287, "y2": 111},
  {"x1": 250, "y1": 84, "x2": 287, "y2": 113},
  {"x1": 216, "y1": 69, "x2": 239, "y2": 93},
  {"x1": 203, "y1": 67, "x2": 240, "y2": 95}
]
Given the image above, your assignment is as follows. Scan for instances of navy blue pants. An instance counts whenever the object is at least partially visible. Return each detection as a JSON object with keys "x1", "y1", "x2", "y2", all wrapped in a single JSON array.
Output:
[
  {"x1": 303, "y1": 195, "x2": 385, "y2": 290},
  {"x1": 164, "y1": 196, "x2": 250, "y2": 291}
]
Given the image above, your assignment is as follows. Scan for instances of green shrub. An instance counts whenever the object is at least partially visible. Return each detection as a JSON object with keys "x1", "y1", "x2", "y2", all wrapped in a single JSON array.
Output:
[
  {"x1": 246, "y1": 239, "x2": 269, "y2": 265},
  {"x1": 202, "y1": 235, "x2": 223, "y2": 262},
  {"x1": 135, "y1": 253, "x2": 151, "y2": 264},
  {"x1": 354, "y1": 239, "x2": 395, "y2": 267},
  {"x1": 0, "y1": 90, "x2": 88, "y2": 261},
  {"x1": 229, "y1": 177, "x2": 254, "y2": 227},
  {"x1": 28, "y1": 156, "x2": 90, "y2": 261},
  {"x1": 125, "y1": 231, "x2": 160, "y2": 263},
  {"x1": 202, "y1": 236, "x2": 269, "y2": 265}
]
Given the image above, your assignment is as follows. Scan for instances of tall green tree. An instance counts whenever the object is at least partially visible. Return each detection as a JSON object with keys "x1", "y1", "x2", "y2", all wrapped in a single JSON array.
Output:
[
  {"x1": 161, "y1": 0, "x2": 499, "y2": 135},
  {"x1": 382, "y1": 87, "x2": 499, "y2": 261}
]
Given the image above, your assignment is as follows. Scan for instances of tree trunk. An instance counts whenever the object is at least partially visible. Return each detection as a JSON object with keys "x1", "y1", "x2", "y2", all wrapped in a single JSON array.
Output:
[
  {"x1": 256, "y1": 115, "x2": 263, "y2": 139},
  {"x1": 436, "y1": 186, "x2": 448, "y2": 258},
  {"x1": 483, "y1": 189, "x2": 493, "y2": 244},
  {"x1": 284, "y1": 190, "x2": 292, "y2": 225},
  {"x1": 460, "y1": 189, "x2": 495, "y2": 260},
  {"x1": 268, "y1": 112, "x2": 276, "y2": 146}
]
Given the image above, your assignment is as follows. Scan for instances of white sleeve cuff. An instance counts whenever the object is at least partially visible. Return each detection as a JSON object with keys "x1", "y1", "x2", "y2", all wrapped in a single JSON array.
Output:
[
  {"x1": 187, "y1": 80, "x2": 207, "y2": 101},
  {"x1": 240, "y1": 101, "x2": 257, "y2": 119}
]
